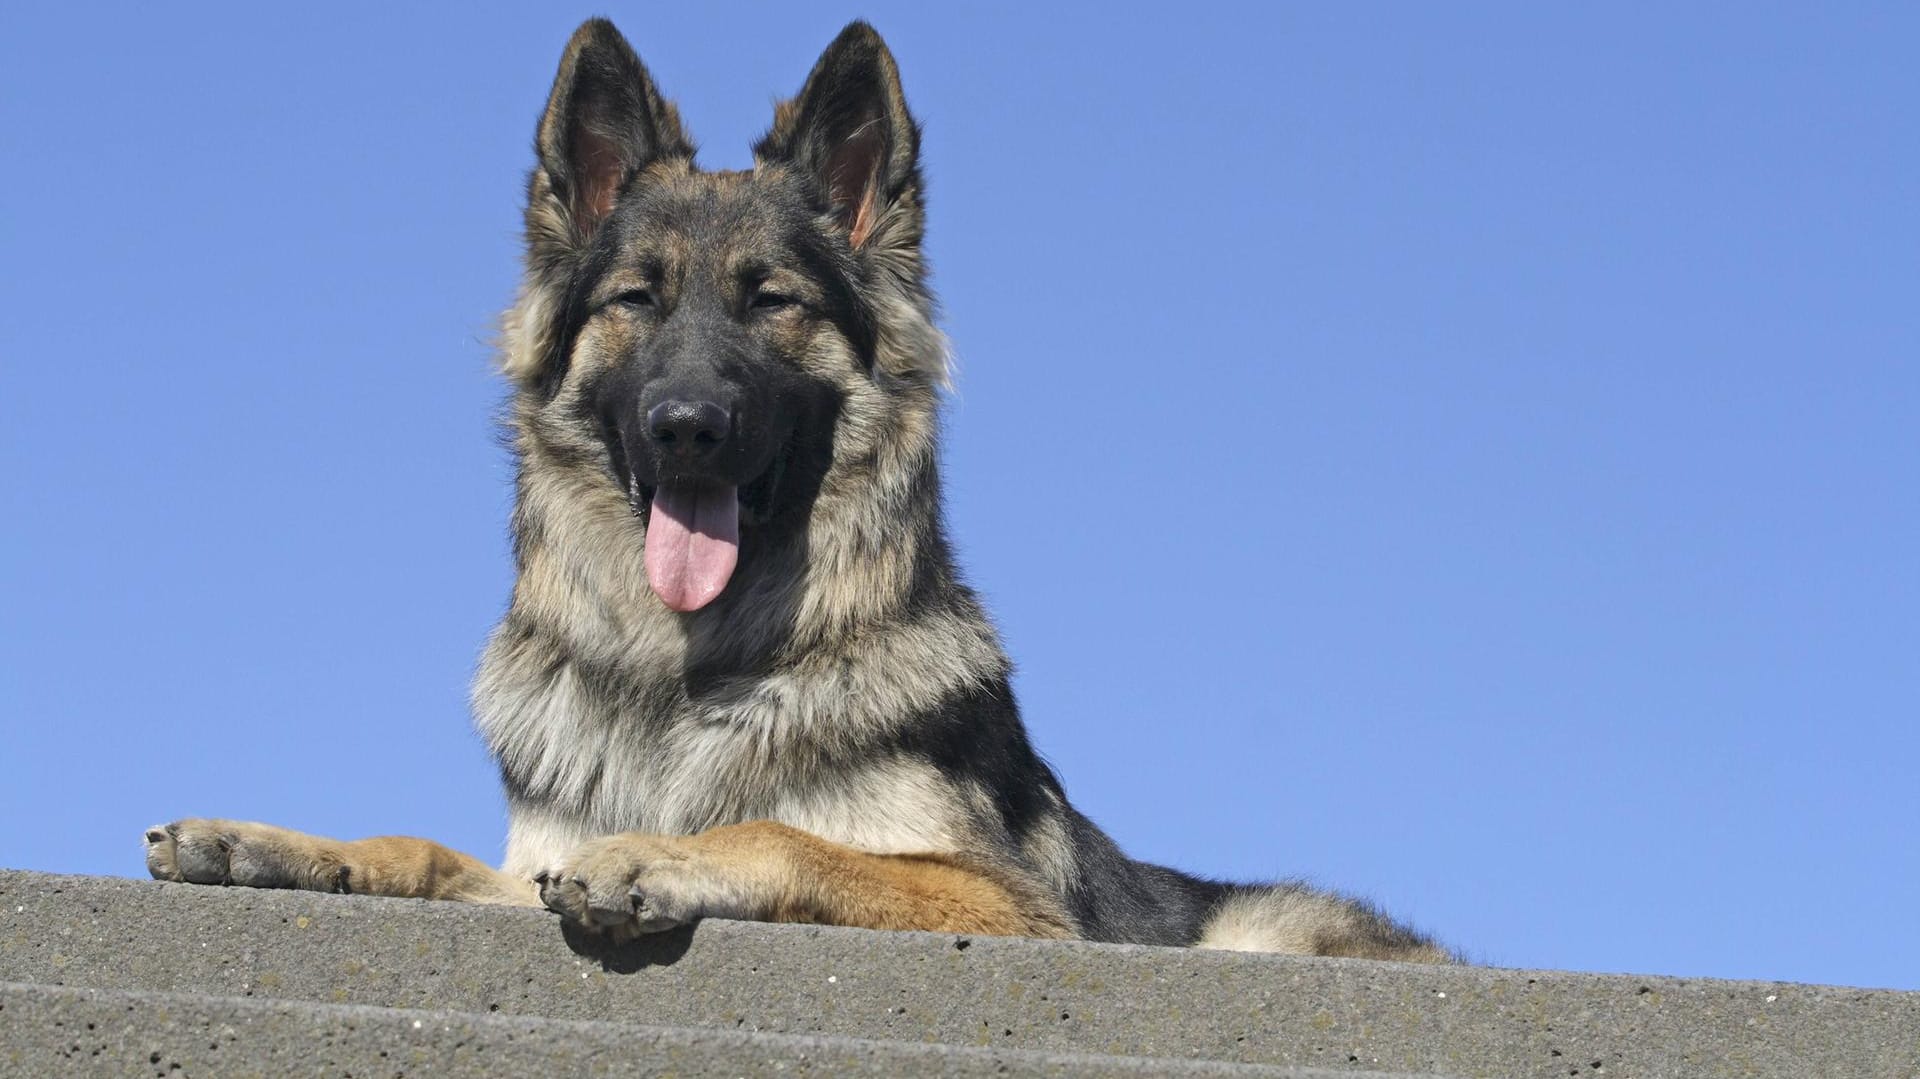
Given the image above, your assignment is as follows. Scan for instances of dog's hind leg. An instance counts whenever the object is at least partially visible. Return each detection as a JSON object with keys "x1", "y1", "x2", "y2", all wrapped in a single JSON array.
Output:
[
  {"x1": 534, "y1": 820, "x2": 1076, "y2": 942},
  {"x1": 143, "y1": 818, "x2": 539, "y2": 906}
]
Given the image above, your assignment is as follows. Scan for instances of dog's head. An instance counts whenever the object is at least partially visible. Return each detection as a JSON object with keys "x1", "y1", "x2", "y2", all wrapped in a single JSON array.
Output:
[{"x1": 502, "y1": 20, "x2": 944, "y2": 614}]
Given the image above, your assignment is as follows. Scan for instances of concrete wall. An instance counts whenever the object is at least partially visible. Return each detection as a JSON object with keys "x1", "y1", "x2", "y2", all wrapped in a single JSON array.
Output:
[{"x1": 2, "y1": 870, "x2": 1914, "y2": 1077}]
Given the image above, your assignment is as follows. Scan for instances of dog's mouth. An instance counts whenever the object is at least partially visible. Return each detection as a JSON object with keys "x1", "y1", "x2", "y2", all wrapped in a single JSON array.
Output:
[{"x1": 626, "y1": 454, "x2": 786, "y2": 613}]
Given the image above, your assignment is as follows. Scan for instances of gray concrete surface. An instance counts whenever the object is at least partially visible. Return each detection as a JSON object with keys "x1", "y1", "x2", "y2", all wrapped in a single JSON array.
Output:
[
  {"x1": 2, "y1": 870, "x2": 1917, "y2": 1078},
  {"x1": 0, "y1": 982, "x2": 1386, "y2": 1078}
]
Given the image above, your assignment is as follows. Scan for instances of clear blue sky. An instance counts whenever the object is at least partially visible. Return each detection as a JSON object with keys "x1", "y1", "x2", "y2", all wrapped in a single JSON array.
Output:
[{"x1": 3, "y1": 4, "x2": 1915, "y2": 990}]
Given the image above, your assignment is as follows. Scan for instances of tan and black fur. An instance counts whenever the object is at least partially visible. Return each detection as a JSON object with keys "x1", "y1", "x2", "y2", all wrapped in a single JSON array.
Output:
[{"x1": 144, "y1": 19, "x2": 1451, "y2": 963}]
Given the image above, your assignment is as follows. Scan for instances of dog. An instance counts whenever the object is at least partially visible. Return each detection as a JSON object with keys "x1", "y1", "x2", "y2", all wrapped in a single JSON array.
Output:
[{"x1": 143, "y1": 18, "x2": 1450, "y2": 962}]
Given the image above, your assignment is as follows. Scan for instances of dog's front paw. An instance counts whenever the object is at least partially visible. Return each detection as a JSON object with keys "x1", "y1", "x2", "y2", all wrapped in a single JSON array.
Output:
[
  {"x1": 536, "y1": 833, "x2": 755, "y2": 941},
  {"x1": 143, "y1": 819, "x2": 349, "y2": 892}
]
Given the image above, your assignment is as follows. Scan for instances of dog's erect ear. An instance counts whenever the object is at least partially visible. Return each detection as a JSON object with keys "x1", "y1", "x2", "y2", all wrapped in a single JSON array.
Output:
[
  {"x1": 755, "y1": 21, "x2": 921, "y2": 251},
  {"x1": 534, "y1": 19, "x2": 693, "y2": 242}
]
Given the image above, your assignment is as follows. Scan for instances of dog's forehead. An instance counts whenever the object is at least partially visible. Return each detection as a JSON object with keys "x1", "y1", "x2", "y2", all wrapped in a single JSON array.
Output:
[{"x1": 610, "y1": 166, "x2": 816, "y2": 263}]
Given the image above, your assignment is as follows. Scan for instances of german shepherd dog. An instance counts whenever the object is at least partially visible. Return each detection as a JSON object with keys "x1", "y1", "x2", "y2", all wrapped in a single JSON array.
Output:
[{"x1": 144, "y1": 19, "x2": 1449, "y2": 962}]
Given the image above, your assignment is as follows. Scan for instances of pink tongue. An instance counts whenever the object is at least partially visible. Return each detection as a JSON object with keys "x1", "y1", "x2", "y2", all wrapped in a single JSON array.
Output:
[{"x1": 644, "y1": 484, "x2": 740, "y2": 612}]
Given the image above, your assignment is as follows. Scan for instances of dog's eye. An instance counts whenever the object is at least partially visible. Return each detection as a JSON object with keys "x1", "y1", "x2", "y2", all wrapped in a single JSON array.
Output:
[
  {"x1": 750, "y1": 290, "x2": 797, "y2": 311},
  {"x1": 613, "y1": 288, "x2": 655, "y2": 309}
]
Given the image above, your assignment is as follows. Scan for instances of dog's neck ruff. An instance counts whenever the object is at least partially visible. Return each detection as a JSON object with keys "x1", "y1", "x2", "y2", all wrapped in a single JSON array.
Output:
[{"x1": 478, "y1": 399, "x2": 1006, "y2": 839}]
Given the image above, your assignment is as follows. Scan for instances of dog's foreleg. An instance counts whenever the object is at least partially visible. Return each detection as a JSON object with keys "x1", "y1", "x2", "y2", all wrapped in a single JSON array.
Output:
[
  {"x1": 535, "y1": 820, "x2": 1075, "y2": 941},
  {"x1": 144, "y1": 818, "x2": 538, "y2": 905}
]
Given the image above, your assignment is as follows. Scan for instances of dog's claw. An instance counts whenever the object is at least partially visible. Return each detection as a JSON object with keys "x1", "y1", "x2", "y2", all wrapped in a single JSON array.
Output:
[{"x1": 535, "y1": 870, "x2": 576, "y2": 919}]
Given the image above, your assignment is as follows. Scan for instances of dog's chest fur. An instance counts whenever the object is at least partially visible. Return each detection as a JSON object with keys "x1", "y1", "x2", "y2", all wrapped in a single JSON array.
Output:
[{"x1": 474, "y1": 604, "x2": 991, "y2": 877}]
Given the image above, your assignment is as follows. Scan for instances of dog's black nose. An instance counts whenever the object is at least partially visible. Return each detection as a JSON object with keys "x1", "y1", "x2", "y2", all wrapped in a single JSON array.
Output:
[{"x1": 647, "y1": 400, "x2": 731, "y2": 452}]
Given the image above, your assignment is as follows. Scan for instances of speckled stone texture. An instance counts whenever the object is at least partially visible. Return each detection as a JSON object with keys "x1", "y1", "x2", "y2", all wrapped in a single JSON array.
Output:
[
  {"x1": 2, "y1": 870, "x2": 1915, "y2": 1077},
  {"x1": 0, "y1": 982, "x2": 1390, "y2": 1078}
]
